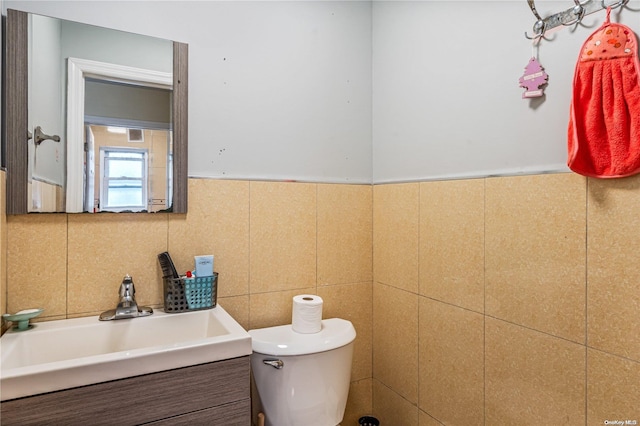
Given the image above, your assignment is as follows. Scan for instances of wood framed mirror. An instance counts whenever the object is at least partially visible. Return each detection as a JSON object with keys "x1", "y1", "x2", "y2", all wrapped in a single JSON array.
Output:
[{"x1": 3, "y1": 9, "x2": 188, "y2": 214}]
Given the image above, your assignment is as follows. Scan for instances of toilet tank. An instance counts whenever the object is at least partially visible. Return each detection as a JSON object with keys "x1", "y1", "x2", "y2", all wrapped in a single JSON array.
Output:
[{"x1": 249, "y1": 318, "x2": 356, "y2": 426}]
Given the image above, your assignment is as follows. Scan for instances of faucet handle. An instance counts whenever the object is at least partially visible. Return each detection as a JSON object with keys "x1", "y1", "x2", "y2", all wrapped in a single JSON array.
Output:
[{"x1": 119, "y1": 274, "x2": 135, "y2": 298}]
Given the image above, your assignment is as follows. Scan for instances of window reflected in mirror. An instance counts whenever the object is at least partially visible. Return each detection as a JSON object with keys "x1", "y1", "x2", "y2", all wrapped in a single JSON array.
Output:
[{"x1": 87, "y1": 125, "x2": 172, "y2": 213}]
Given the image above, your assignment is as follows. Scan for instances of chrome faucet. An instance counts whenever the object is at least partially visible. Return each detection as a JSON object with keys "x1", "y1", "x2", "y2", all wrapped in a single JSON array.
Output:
[
  {"x1": 116, "y1": 275, "x2": 139, "y2": 318},
  {"x1": 99, "y1": 275, "x2": 153, "y2": 321}
]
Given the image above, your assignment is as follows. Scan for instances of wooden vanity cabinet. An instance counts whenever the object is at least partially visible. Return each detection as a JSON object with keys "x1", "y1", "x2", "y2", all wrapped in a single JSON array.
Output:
[{"x1": 0, "y1": 355, "x2": 250, "y2": 425}]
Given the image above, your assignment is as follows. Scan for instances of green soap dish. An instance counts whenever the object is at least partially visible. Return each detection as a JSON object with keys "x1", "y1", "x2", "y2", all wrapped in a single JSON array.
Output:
[{"x1": 3, "y1": 308, "x2": 44, "y2": 331}]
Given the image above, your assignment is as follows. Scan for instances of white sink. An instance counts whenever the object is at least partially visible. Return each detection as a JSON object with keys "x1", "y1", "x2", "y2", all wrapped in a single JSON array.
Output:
[{"x1": 0, "y1": 305, "x2": 251, "y2": 401}]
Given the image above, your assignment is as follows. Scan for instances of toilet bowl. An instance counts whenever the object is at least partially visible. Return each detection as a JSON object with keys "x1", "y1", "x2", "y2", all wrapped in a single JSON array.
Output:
[{"x1": 249, "y1": 318, "x2": 356, "y2": 426}]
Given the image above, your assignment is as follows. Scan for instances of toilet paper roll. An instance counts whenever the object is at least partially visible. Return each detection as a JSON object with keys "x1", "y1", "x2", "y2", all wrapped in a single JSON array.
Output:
[{"x1": 292, "y1": 294, "x2": 323, "y2": 334}]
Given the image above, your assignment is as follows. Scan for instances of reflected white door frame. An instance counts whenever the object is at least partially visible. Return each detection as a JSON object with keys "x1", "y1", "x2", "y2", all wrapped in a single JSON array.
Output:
[{"x1": 66, "y1": 57, "x2": 171, "y2": 212}]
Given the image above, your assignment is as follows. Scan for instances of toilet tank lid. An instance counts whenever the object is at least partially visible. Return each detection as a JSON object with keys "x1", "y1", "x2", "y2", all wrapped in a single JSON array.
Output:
[{"x1": 248, "y1": 318, "x2": 356, "y2": 356}]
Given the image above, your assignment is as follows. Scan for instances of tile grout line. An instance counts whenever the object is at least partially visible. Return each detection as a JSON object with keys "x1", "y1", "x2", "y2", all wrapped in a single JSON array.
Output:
[
  {"x1": 587, "y1": 346, "x2": 640, "y2": 365},
  {"x1": 66, "y1": 214, "x2": 70, "y2": 319},
  {"x1": 483, "y1": 177, "x2": 487, "y2": 426},
  {"x1": 247, "y1": 181, "x2": 252, "y2": 330},
  {"x1": 417, "y1": 182, "x2": 421, "y2": 418},
  {"x1": 315, "y1": 183, "x2": 318, "y2": 295},
  {"x1": 584, "y1": 177, "x2": 589, "y2": 426},
  {"x1": 485, "y1": 314, "x2": 587, "y2": 347},
  {"x1": 370, "y1": 184, "x2": 376, "y2": 411}
]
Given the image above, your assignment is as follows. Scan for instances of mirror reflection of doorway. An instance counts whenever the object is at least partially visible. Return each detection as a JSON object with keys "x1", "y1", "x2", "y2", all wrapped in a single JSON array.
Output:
[
  {"x1": 69, "y1": 69, "x2": 173, "y2": 212},
  {"x1": 86, "y1": 125, "x2": 171, "y2": 212}
]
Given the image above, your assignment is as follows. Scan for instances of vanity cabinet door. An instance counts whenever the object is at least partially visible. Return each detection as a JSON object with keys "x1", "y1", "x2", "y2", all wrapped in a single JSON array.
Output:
[
  {"x1": 147, "y1": 399, "x2": 251, "y2": 425},
  {"x1": 1, "y1": 356, "x2": 250, "y2": 425}
]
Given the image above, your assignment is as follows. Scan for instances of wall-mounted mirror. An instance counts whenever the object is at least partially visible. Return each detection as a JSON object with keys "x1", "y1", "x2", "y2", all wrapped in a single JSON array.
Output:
[{"x1": 3, "y1": 9, "x2": 188, "y2": 214}]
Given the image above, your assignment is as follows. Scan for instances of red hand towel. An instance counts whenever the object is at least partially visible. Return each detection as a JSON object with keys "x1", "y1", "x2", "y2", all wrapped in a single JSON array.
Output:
[{"x1": 568, "y1": 9, "x2": 640, "y2": 178}]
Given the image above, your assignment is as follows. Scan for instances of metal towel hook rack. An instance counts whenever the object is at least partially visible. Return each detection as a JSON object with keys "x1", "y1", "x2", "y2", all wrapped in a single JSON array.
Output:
[
  {"x1": 524, "y1": 0, "x2": 550, "y2": 40},
  {"x1": 562, "y1": 0, "x2": 588, "y2": 26},
  {"x1": 524, "y1": 0, "x2": 635, "y2": 40},
  {"x1": 33, "y1": 126, "x2": 61, "y2": 145},
  {"x1": 602, "y1": 0, "x2": 629, "y2": 9}
]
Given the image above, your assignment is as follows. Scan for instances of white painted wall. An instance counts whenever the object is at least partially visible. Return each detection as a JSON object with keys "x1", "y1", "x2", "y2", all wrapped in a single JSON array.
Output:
[
  {"x1": 4, "y1": 1, "x2": 640, "y2": 184},
  {"x1": 0, "y1": 0, "x2": 3, "y2": 167},
  {"x1": 373, "y1": 0, "x2": 640, "y2": 183},
  {"x1": 4, "y1": 0, "x2": 373, "y2": 184}
]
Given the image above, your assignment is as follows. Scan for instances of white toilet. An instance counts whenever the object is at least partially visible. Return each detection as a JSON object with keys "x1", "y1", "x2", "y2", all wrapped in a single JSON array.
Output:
[{"x1": 248, "y1": 318, "x2": 356, "y2": 426}]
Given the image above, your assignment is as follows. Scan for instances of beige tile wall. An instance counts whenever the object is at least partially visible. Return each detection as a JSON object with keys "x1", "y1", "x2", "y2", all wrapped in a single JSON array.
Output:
[
  {"x1": 3, "y1": 172, "x2": 639, "y2": 425},
  {"x1": 373, "y1": 173, "x2": 640, "y2": 426},
  {"x1": 2, "y1": 178, "x2": 373, "y2": 424}
]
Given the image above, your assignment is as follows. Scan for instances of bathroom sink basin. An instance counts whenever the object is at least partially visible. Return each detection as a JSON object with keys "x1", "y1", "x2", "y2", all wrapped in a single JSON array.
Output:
[{"x1": 0, "y1": 305, "x2": 251, "y2": 401}]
